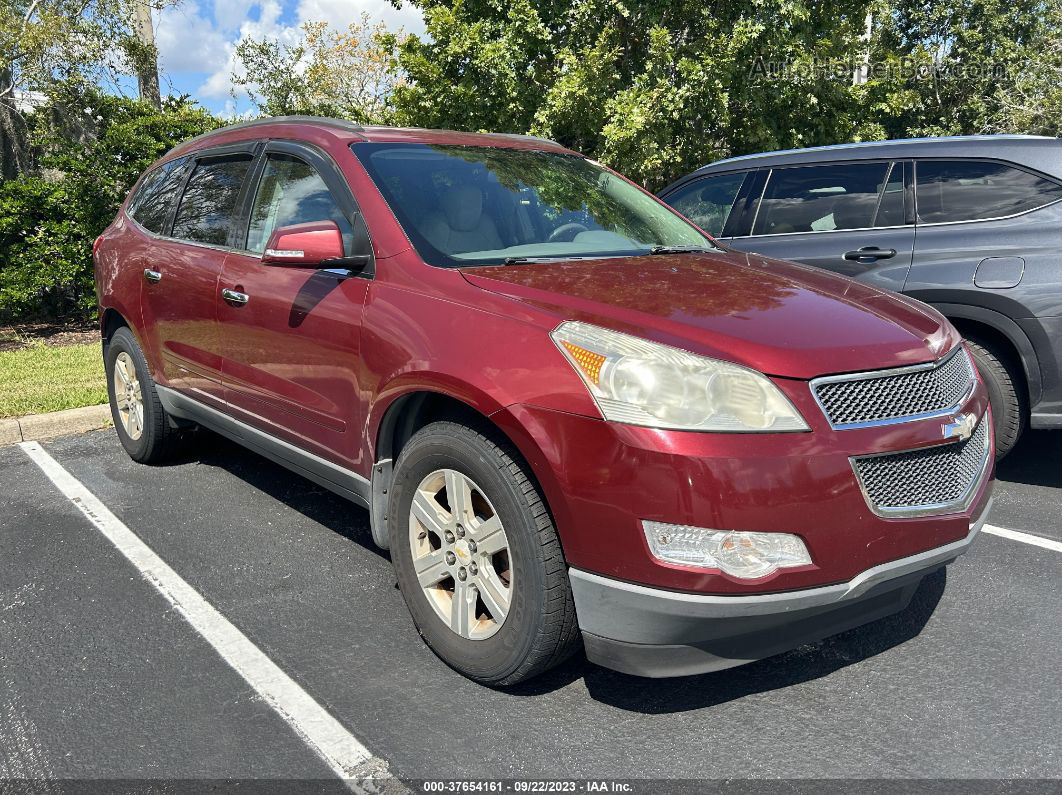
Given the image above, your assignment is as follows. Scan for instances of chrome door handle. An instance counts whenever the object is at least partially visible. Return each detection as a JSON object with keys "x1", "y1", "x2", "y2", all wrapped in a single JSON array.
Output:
[
  {"x1": 144, "y1": 269, "x2": 162, "y2": 283},
  {"x1": 221, "y1": 288, "x2": 249, "y2": 305}
]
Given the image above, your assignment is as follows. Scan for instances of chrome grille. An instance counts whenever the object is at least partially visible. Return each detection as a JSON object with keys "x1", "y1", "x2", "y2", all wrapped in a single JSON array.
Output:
[
  {"x1": 812, "y1": 347, "x2": 976, "y2": 428},
  {"x1": 851, "y1": 418, "x2": 990, "y2": 517}
]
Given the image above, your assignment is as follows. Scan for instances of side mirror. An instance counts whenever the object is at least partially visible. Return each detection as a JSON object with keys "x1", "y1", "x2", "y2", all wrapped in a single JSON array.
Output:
[{"x1": 262, "y1": 221, "x2": 344, "y2": 267}]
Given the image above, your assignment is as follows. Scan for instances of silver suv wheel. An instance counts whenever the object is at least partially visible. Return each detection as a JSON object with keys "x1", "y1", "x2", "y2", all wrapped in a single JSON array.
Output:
[{"x1": 408, "y1": 468, "x2": 512, "y2": 640}]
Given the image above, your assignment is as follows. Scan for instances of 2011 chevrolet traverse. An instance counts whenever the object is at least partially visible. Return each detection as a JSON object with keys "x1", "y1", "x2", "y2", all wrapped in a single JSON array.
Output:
[{"x1": 93, "y1": 117, "x2": 994, "y2": 684}]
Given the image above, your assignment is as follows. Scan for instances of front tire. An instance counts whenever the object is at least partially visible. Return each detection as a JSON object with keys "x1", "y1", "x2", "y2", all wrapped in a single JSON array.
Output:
[
  {"x1": 105, "y1": 326, "x2": 187, "y2": 464},
  {"x1": 389, "y1": 421, "x2": 580, "y2": 685},
  {"x1": 965, "y1": 337, "x2": 1024, "y2": 460}
]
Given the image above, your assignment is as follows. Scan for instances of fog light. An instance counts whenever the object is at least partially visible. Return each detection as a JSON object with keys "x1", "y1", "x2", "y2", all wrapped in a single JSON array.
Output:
[{"x1": 642, "y1": 520, "x2": 812, "y2": 579}]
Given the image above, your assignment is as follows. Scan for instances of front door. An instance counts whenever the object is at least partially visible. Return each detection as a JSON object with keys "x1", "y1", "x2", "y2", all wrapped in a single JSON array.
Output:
[
  {"x1": 218, "y1": 142, "x2": 371, "y2": 468},
  {"x1": 726, "y1": 160, "x2": 916, "y2": 293}
]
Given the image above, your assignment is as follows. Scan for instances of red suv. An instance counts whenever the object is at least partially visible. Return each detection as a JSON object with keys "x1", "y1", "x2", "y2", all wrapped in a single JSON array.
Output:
[{"x1": 94, "y1": 117, "x2": 995, "y2": 684}]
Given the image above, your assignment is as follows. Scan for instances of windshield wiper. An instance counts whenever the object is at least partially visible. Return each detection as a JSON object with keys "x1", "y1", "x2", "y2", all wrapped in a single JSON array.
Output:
[
  {"x1": 502, "y1": 256, "x2": 565, "y2": 265},
  {"x1": 648, "y1": 245, "x2": 715, "y2": 255},
  {"x1": 501, "y1": 255, "x2": 611, "y2": 265}
]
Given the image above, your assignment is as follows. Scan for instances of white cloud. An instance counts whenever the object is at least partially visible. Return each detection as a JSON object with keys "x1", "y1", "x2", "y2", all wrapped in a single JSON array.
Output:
[
  {"x1": 296, "y1": 0, "x2": 425, "y2": 35},
  {"x1": 156, "y1": 2, "x2": 231, "y2": 75},
  {"x1": 171, "y1": 0, "x2": 424, "y2": 110}
]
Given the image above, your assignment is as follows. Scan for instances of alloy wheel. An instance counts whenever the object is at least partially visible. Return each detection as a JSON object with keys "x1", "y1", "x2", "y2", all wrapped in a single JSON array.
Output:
[
  {"x1": 408, "y1": 468, "x2": 513, "y2": 640},
  {"x1": 113, "y1": 351, "x2": 144, "y2": 441}
]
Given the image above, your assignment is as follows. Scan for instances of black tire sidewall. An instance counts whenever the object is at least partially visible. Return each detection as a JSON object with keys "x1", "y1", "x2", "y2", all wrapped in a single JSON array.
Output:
[
  {"x1": 966, "y1": 339, "x2": 1023, "y2": 458},
  {"x1": 389, "y1": 426, "x2": 549, "y2": 684},
  {"x1": 105, "y1": 327, "x2": 160, "y2": 461}
]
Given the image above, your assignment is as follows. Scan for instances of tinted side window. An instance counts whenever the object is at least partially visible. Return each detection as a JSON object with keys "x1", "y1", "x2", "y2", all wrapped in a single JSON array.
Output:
[
  {"x1": 128, "y1": 157, "x2": 187, "y2": 234},
  {"x1": 752, "y1": 162, "x2": 890, "y2": 235},
  {"x1": 245, "y1": 154, "x2": 353, "y2": 254},
  {"x1": 172, "y1": 156, "x2": 253, "y2": 246},
  {"x1": 663, "y1": 172, "x2": 747, "y2": 237},
  {"x1": 916, "y1": 160, "x2": 1062, "y2": 224}
]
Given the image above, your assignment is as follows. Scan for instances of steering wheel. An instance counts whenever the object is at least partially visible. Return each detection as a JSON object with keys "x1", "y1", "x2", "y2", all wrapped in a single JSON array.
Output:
[{"x1": 547, "y1": 223, "x2": 588, "y2": 243}]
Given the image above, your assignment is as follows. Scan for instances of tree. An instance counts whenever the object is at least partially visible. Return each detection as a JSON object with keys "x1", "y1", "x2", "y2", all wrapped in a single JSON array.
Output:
[
  {"x1": 388, "y1": 0, "x2": 877, "y2": 188},
  {"x1": 0, "y1": 88, "x2": 219, "y2": 320},
  {"x1": 0, "y1": 0, "x2": 174, "y2": 176},
  {"x1": 861, "y1": 0, "x2": 1055, "y2": 137},
  {"x1": 131, "y1": 1, "x2": 162, "y2": 109},
  {"x1": 986, "y1": 1, "x2": 1062, "y2": 135},
  {"x1": 232, "y1": 15, "x2": 402, "y2": 123}
]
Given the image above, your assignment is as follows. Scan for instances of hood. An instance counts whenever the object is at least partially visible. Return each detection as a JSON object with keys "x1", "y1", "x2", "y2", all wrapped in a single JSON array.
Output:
[{"x1": 460, "y1": 250, "x2": 957, "y2": 380}]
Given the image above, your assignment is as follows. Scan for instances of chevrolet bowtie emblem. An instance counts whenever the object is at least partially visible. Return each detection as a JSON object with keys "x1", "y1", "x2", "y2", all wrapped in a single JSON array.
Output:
[{"x1": 942, "y1": 412, "x2": 977, "y2": 442}]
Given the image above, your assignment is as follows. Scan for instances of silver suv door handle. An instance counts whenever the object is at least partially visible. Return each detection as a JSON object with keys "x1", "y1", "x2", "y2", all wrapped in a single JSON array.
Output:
[
  {"x1": 144, "y1": 269, "x2": 162, "y2": 283},
  {"x1": 843, "y1": 246, "x2": 897, "y2": 262},
  {"x1": 221, "y1": 288, "x2": 249, "y2": 305}
]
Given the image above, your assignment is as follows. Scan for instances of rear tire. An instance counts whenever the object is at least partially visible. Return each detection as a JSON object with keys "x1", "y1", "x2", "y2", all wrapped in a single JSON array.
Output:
[
  {"x1": 389, "y1": 420, "x2": 580, "y2": 686},
  {"x1": 965, "y1": 337, "x2": 1024, "y2": 459},
  {"x1": 105, "y1": 326, "x2": 188, "y2": 464}
]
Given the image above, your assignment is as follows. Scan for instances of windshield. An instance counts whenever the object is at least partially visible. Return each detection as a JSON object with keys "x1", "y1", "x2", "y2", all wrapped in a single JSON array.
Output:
[{"x1": 352, "y1": 143, "x2": 717, "y2": 267}]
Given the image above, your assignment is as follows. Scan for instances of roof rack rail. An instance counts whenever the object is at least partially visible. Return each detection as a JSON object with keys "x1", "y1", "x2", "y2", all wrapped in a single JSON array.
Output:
[
  {"x1": 708, "y1": 134, "x2": 1057, "y2": 168},
  {"x1": 489, "y1": 132, "x2": 564, "y2": 148},
  {"x1": 175, "y1": 115, "x2": 367, "y2": 150}
]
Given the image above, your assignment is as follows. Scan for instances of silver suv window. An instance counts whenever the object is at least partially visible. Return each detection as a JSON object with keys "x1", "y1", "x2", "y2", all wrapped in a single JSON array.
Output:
[
  {"x1": 752, "y1": 162, "x2": 893, "y2": 236},
  {"x1": 663, "y1": 171, "x2": 747, "y2": 237},
  {"x1": 916, "y1": 160, "x2": 1062, "y2": 224}
]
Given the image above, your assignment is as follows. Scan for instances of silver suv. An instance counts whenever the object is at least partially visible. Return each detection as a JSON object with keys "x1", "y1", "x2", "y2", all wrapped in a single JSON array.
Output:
[{"x1": 660, "y1": 135, "x2": 1062, "y2": 457}]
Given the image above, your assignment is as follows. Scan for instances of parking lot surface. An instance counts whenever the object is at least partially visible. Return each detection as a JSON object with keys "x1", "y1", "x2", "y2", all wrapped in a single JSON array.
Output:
[{"x1": 2, "y1": 427, "x2": 1061, "y2": 782}]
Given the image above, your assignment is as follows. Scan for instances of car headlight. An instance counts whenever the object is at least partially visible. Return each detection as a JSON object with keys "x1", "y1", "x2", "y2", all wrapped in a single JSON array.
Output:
[
  {"x1": 643, "y1": 520, "x2": 812, "y2": 578},
  {"x1": 551, "y1": 321, "x2": 809, "y2": 432}
]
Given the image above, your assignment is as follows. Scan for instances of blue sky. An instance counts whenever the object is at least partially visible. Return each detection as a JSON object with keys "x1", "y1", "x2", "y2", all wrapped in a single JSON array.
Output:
[{"x1": 152, "y1": 0, "x2": 425, "y2": 116}]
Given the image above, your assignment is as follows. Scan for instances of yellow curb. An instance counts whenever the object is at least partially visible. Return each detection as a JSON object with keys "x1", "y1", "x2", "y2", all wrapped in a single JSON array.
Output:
[{"x1": 1, "y1": 404, "x2": 111, "y2": 446}]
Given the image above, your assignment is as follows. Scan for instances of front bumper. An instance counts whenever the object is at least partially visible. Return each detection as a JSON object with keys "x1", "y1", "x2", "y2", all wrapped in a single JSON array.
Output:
[{"x1": 572, "y1": 497, "x2": 991, "y2": 678}]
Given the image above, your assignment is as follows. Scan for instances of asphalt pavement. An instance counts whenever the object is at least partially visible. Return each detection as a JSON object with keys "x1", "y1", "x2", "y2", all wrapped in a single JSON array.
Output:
[{"x1": 2, "y1": 426, "x2": 1061, "y2": 784}]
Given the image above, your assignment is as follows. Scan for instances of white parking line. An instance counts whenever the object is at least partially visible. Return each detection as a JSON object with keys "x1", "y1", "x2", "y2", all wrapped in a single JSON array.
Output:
[
  {"x1": 983, "y1": 523, "x2": 1062, "y2": 553},
  {"x1": 18, "y1": 441, "x2": 386, "y2": 784}
]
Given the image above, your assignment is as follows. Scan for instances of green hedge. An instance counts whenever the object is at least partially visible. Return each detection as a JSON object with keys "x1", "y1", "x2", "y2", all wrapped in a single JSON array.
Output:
[{"x1": 0, "y1": 91, "x2": 220, "y2": 323}]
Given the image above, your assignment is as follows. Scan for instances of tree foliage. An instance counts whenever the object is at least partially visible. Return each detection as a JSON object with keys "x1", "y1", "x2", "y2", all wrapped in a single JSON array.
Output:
[
  {"x1": 862, "y1": 0, "x2": 1056, "y2": 137},
  {"x1": 0, "y1": 89, "x2": 218, "y2": 320},
  {"x1": 232, "y1": 14, "x2": 402, "y2": 123},
  {"x1": 388, "y1": 0, "x2": 876, "y2": 187},
  {"x1": 386, "y1": 0, "x2": 1061, "y2": 188},
  {"x1": 0, "y1": 0, "x2": 173, "y2": 177}
]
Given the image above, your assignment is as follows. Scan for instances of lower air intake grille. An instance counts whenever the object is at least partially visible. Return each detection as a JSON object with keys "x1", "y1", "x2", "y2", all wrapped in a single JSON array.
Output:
[{"x1": 851, "y1": 418, "x2": 990, "y2": 517}]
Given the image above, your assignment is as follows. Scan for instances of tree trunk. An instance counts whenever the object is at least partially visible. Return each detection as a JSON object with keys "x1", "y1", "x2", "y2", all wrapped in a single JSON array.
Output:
[
  {"x1": 133, "y1": 2, "x2": 162, "y2": 108},
  {"x1": 0, "y1": 66, "x2": 32, "y2": 179}
]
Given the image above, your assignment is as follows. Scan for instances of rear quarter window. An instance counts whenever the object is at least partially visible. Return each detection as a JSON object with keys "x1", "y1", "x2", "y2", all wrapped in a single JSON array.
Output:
[{"x1": 916, "y1": 160, "x2": 1062, "y2": 224}]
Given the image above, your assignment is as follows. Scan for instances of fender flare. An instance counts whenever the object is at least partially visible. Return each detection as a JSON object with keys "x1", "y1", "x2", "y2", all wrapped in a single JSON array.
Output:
[{"x1": 927, "y1": 301, "x2": 1042, "y2": 406}]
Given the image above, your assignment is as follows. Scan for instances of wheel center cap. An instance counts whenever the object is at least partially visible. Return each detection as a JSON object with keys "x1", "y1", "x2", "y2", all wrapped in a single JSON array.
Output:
[{"x1": 453, "y1": 539, "x2": 471, "y2": 563}]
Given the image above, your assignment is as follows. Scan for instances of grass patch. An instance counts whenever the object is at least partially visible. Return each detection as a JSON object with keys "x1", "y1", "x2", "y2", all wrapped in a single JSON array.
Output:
[{"x1": 0, "y1": 341, "x2": 107, "y2": 418}]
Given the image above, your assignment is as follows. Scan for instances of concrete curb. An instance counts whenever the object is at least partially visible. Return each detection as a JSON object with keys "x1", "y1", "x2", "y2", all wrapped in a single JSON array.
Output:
[{"x1": 0, "y1": 404, "x2": 111, "y2": 446}]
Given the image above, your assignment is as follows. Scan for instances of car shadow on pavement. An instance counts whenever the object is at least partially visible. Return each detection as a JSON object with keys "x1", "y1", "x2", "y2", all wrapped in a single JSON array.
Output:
[
  {"x1": 995, "y1": 429, "x2": 1062, "y2": 489},
  {"x1": 511, "y1": 568, "x2": 947, "y2": 712},
  {"x1": 176, "y1": 429, "x2": 386, "y2": 558}
]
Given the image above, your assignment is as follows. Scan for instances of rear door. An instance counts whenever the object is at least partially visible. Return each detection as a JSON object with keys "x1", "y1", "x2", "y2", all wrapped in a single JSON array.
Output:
[
  {"x1": 905, "y1": 158, "x2": 1062, "y2": 302},
  {"x1": 139, "y1": 143, "x2": 257, "y2": 403},
  {"x1": 724, "y1": 160, "x2": 916, "y2": 293},
  {"x1": 218, "y1": 140, "x2": 373, "y2": 468}
]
